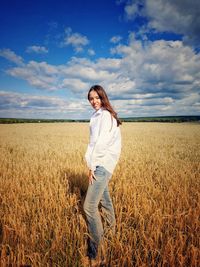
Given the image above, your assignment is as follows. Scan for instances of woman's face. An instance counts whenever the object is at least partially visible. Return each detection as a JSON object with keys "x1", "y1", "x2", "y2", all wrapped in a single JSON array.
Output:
[{"x1": 88, "y1": 90, "x2": 102, "y2": 111}]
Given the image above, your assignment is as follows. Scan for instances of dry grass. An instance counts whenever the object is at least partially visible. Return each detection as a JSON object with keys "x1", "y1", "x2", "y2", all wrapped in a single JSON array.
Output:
[{"x1": 0, "y1": 122, "x2": 199, "y2": 267}]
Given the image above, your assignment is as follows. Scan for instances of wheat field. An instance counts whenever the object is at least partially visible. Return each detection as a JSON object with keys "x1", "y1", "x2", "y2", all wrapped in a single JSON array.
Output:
[{"x1": 0, "y1": 122, "x2": 199, "y2": 267}]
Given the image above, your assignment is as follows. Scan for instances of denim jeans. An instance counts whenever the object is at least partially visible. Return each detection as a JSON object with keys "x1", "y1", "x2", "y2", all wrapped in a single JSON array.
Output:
[{"x1": 83, "y1": 166, "x2": 116, "y2": 259}]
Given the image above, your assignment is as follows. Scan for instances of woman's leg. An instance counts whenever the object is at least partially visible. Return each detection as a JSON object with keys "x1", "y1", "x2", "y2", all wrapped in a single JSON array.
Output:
[
  {"x1": 83, "y1": 166, "x2": 110, "y2": 259},
  {"x1": 100, "y1": 185, "x2": 116, "y2": 233}
]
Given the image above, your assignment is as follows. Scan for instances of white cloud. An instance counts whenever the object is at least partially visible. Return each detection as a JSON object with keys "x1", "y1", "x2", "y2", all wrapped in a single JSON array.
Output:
[
  {"x1": 0, "y1": 48, "x2": 24, "y2": 65},
  {"x1": 111, "y1": 33, "x2": 200, "y2": 98},
  {"x1": 26, "y1": 45, "x2": 48, "y2": 54},
  {"x1": 88, "y1": 48, "x2": 95, "y2": 56},
  {"x1": 1, "y1": 39, "x2": 200, "y2": 117},
  {"x1": 124, "y1": 1, "x2": 139, "y2": 20},
  {"x1": 0, "y1": 90, "x2": 89, "y2": 119},
  {"x1": 7, "y1": 60, "x2": 59, "y2": 91},
  {"x1": 61, "y1": 27, "x2": 89, "y2": 53},
  {"x1": 110, "y1": 35, "x2": 122, "y2": 43},
  {"x1": 122, "y1": 0, "x2": 200, "y2": 47},
  {"x1": 61, "y1": 78, "x2": 89, "y2": 93},
  {"x1": 96, "y1": 58, "x2": 121, "y2": 70},
  {"x1": 61, "y1": 58, "x2": 118, "y2": 82}
]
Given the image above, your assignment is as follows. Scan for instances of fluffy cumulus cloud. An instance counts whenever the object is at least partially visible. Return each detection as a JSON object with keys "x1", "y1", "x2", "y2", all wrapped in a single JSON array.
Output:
[
  {"x1": 0, "y1": 1, "x2": 199, "y2": 119},
  {"x1": 1, "y1": 54, "x2": 118, "y2": 94},
  {"x1": 88, "y1": 48, "x2": 95, "y2": 56},
  {"x1": 1, "y1": 37, "x2": 200, "y2": 117},
  {"x1": 0, "y1": 91, "x2": 88, "y2": 119},
  {"x1": 110, "y1": 33, "x2": 200, "y2": 114},
  {"x1": 61, "y1": 27, "x2": 89, "y2": 53},
  {"x1": 0, "y1": 48, "x2": 24, "y2": 65},
  {"x1": 61, "y1": 78, "x2": 89, "y2": 93},
  {"x1": 26, "y1": 45, "x2": 49, "y2": 54},
  {"x1": 1, "y1": 11, "x2": 200, "y2": 119},
  {"x1": 122, "y1": 0, "x2": 200, "y2": 47},
  {"x1": 7, "y1": 61, "x2": 60, "y2": 91},
  {"x1": 110, "y1": 35, "x2": 123, "y2": 43},
  {"x1": 61, "y1": 58, "x2": 118, "y2": 82}
]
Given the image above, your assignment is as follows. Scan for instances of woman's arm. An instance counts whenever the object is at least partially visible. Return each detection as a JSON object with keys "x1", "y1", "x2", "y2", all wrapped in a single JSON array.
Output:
[{"x1": 90, "y1": 110, "x2": 113, "y2": 171}]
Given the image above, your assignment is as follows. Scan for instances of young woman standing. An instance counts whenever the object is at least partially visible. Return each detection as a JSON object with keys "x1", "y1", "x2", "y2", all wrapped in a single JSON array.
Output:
[{"x1": 83, "y1": 85, "x2": 122, "y2": 266}]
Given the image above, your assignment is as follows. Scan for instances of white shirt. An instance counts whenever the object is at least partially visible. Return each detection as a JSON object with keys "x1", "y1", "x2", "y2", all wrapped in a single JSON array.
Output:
[{"x1": 85, "y1": 107, "x2": 121, "y2": 174}]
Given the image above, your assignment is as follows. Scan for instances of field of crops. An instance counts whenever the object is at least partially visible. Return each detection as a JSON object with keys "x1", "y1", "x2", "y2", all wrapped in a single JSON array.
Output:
[{"x1": 0, "y1": 122, "x2": 199, "y2": 266}]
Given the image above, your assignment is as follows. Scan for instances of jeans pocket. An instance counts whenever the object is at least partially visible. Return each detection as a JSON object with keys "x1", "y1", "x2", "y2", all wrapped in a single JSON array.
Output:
[{"x1": 94, "y1": 166, "x2": 106, "y2": 177}]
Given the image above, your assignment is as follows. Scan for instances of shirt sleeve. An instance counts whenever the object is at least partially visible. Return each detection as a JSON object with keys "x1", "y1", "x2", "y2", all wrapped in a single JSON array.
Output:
[
  {"x1": 90, "y1": 111, "x2": 113, "y2": 171},
  {"x1": 85, "y1": 144, "x2": 92, "y2": 169}
]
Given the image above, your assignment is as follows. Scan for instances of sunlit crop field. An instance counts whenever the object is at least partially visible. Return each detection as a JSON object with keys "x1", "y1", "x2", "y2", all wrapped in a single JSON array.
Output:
[{"x1": 0, "y1": 122, "x2": 199, "y2": 267}]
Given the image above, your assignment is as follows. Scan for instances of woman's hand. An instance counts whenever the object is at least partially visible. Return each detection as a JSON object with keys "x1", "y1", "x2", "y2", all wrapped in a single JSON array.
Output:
[{"x1": 88, "y1": 169, "x2": 96, "y2": 185}]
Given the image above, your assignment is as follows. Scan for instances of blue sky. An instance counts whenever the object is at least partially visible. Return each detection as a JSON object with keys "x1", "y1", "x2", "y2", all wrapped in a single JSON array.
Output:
[{"x1": 0, "y1": 0, "x2": 200, "y2": 119}]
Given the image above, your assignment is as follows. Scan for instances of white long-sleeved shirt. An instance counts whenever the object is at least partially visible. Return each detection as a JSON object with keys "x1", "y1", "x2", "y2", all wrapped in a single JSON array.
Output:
[{"x1": 85, "y1": 107, "x2": 121, "y2": 174}]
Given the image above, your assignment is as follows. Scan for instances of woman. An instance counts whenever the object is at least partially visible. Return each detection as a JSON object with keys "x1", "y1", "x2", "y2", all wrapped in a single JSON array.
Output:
[{"x1": 83, "y1": 85, "x2": 122, "y2": 266}]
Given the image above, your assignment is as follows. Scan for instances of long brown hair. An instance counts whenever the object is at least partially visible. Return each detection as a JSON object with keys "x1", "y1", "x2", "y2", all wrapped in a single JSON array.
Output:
[{"x1": 88, "y1": 85, "x2": 122, "y2": 127}]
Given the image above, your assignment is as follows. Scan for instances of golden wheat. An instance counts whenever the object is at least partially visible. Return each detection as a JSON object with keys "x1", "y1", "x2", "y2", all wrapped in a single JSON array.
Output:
[{"x1": 0, "y1": 122, "x2": 199, "y2": 266}]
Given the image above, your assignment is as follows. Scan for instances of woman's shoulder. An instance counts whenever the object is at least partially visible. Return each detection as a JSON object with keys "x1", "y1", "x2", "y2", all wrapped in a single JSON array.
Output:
[
  {"x1": 102, "y1": 109, "x2": 117, "y2": 125},
  {"x1": 102, "y1": 108, "x2": 110, "y2": 115},
  {"x1": 102, "y1": 109, "x2": 112, "y2": 118}
]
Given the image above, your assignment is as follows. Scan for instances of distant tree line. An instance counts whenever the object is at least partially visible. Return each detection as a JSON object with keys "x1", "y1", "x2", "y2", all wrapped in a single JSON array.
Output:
[
  {"x1": 0, "y1": 118, "x2": 79, "y2": 124},
  {"x1": 120, "y1": 116, "x2": 200, "y2": 123},
  {"x1": 0, "y1": 116, "x2": 200, "y2": 124}
]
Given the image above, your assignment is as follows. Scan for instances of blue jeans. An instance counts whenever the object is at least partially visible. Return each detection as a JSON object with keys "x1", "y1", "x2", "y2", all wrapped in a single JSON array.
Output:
[{"x1": 83, "y1": 166, "x2": 116, "y2": 259}]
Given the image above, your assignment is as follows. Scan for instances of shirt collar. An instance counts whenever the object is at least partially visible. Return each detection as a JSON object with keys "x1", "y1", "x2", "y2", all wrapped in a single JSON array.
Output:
[{"x1": 92, "y1": 107, "x2": 104, "y2": 116}]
